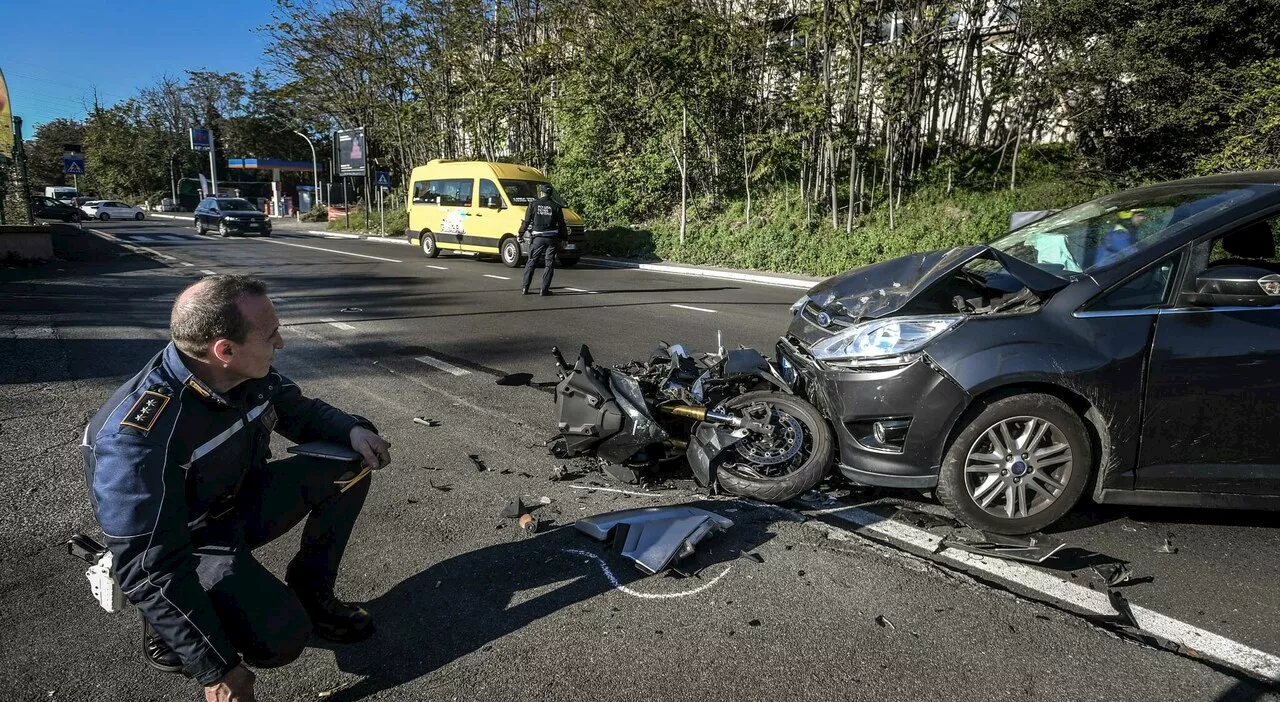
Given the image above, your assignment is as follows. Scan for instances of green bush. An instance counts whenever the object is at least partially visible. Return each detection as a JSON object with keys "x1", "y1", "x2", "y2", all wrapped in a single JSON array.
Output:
[{"x1": 325, "y1": 205, "x2": 408, "y2": 236}]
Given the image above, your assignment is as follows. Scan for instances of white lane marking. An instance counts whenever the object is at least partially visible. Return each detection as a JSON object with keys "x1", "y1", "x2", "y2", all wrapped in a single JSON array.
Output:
[
  {"x1": 156, "y1": 253, "x2": 176, "y2": 260},
  {"x1": 671, "y1": 304, "x2": 717, "y2": 313},
  {"x1": 568, "y1": 485, "x2": 662, "y2": 498},
  {"x1": 564, "y1": 287, "x2": 598, "y2": 294},
  {"x1": 426, "y1": 265, "x2": 449, "y2": 270},
  {"x1": 180, "y1": 262, "x2": 194, "y2": 267},
  {"x1": 483, "y1": 274, "x2": 511, "y2": 280},
  {"x1": 321, "y1": 318, "x2": 357, "y2": 331},
  {"x1": 564, "y1": 549, "x2": 731, "y2": 600},
  {"x1": 413, "y1": 355, "x2": 471, "y2": 376},
  {"x1": 308, "y1": 230, "x2": 361, "y2": 239},
  {"x1": 131, "y1": 235, "x2": 161, "y2": 243},
  {"x1": 200, "y1": 270, "x2": 217, "y2": 275},
  {"x1": 819, "y1": 505, "x2": 1280, "y2": 682},
  {"x1": 252, "y1": 238, "x2": 403, "y2": 263}
]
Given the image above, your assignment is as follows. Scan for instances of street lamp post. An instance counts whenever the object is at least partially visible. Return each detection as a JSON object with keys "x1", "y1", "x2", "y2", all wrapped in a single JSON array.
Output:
[{"x1": 294, "y1": 130, "x2": 321, "y2": 208}]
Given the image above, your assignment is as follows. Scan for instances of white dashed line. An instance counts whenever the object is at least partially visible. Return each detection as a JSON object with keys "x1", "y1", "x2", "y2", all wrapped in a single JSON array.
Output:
[
  {"x1": 252, "y1": 238, "x2": 403, "y2": 263},
  {"x1": 819, "y1": 505, "x2": 1280, "y2": 683},
  {"x1": 564, "y1": 287, "x2": 598, "y2": 294},
  {"x1": 321, "y1": 318, "x2": 357, "y2": 331},
  {"x1": 200, "y1": 270, "x2": 217, "y2": 275},
  {"x1": 180, "y1": 262, "x2": 194, "y2": 267},
  {"x1": 413, "y1": 354, "x2": 471, "y2": 376},
  {"x1": 671, "y1": 304, "x2": 717, "y2": 313},
  {"x1": 483, "y1": 274, "x2": 511, "y2": 280},
  {"x1": 426, "y1": 265, "x2": 449, "y2": 270}
]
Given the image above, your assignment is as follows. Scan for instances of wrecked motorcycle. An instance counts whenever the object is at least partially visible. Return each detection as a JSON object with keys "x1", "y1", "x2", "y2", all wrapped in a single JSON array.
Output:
[{"x1": 552, "y1": 342, "x2": 832, "y2": 502}]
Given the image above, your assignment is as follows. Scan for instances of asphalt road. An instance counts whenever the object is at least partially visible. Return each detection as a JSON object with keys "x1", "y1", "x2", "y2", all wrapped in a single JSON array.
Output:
[{"x1": 1, "y1": 219, "x2": 1276, "y2": 700}]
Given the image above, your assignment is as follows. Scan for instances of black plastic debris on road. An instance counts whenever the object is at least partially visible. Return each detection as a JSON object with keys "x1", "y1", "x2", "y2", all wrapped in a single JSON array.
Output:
[
  {"x1": 943, "y1": 531, "x2": 1066, "y2": 564},
  {"x1": 430, "y1": 480, "x2": 452, "y2": 492},
  {"x1": 412, "y1": 417, "x2": 442, "y2": 427},
  {"x1": 469, "y1": 455, "x2": 489, "y2": 472},
  {"x1": 1092, "y1": 562, "x2": 1142, "y2": 587},
  {"x1": 339, "y1": 307, "x2": 362, "y2": 313},
  {"x1": 875, "y1": 615, "x2": 895, "y2": 630},
  {"x1": 742, "y1": 551, "x2": 764, "y2": 564},
  {"x1": 496, "y1": 372, "x2": 534, "y2": 387},
  {"x1": 893, "y1": 507, "x2": 963, "y2": 531}
]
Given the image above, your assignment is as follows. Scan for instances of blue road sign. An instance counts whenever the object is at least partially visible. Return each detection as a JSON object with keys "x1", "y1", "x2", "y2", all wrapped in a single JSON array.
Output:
[
  {"x1": 190, "y1": 128, "x2": 212, "y2": 151},
  {"x1": 63, "y1": 156, "x2": 85, "y2": 175},
  {"x1": 374, "y1": 170, "x2": 391, "y2": 188}
]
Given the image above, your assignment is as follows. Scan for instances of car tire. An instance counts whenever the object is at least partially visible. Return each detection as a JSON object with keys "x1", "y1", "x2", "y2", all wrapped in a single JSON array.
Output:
[
  {"x1": 135, "y1": 212, "x2": 144, "y2": 221},
  {"x1": 420, "y1": 230, "x2": 439, "y2": 258},
  {"x1": 500, "y1": 236, "x2": 522, "y2": 268},
  {"x1": 196, "y1": 219, "x2": 206, "y2": 235},
  {"x1": 712, "y1": 391, "x2": 833, "y2": 503},
  {"x1": 99, "y1": 213, "x2": 110, "y2": 221},
  {"x1": 218, "y1": 222, "x2": 230, "y2": 237},
  {"x1": 936, "y1": 392, "x2": 1093, "y2": 535},
  {"x1": 559, "y1": 257, "x2": 580, "y2": 267}
]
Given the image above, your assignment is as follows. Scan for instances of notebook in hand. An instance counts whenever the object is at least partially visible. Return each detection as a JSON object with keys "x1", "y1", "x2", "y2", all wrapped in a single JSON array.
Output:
[{"x1": 287, "y1": 441, "x2": 362, "y2": 463}]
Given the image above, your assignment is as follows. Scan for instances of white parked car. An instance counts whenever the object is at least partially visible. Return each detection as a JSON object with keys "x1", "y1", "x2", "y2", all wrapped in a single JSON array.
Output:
[{"x1": 81, "y1": 200, "x2": 145, "y2": 221}]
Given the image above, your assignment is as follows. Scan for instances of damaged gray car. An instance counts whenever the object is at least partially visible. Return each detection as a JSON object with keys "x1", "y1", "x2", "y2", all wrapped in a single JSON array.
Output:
[{"x1": 781, "y1": 172, "x2": 1280, "y2": 533}]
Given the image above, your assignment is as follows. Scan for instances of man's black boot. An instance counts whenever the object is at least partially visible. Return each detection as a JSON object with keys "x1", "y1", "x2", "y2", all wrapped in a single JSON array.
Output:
[
  {"x1": 142, "y1": 615, "x2": 184, "y2": 673},
  {"x1": 521, "y1": 287, "x2": 530, "y2": 295},
  {"x1": 540, "y1": 288, "x2": 553, "y2": 296},
  {"x1": 294, "y1": 586, "x2": 375, "y2": 643}
]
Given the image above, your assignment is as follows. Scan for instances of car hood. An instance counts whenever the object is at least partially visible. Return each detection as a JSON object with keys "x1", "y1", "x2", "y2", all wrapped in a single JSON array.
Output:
[{"x1": 804, "y1": 245, "x2": 1070, "y2": 323}]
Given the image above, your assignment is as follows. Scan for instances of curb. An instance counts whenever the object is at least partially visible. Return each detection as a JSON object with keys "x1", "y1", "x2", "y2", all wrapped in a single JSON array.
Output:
[{"x1": 581, "y1": 257, "x2": 817, "y2": 289}]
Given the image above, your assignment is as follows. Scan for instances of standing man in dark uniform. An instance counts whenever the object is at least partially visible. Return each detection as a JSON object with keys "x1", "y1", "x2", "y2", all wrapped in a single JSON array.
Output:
[
  {"x1": 519, "y1": 182, "x2": 567, "y2": 296},
  {"x1": 81, "y1": 274, "x2": 391, "y2": 702}
]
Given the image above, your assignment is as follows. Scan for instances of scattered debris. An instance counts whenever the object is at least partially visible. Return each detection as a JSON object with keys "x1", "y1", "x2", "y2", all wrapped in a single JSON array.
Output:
[
  {"x1": 875, "y1": 615, "x2": 895, "y2": 630},
  {"x1": 519, "y1": 513, "x2": 540, "y2": 536},
  {"x1": 1120, "y1": 524, "x2": 1139, "y2": 533},
  {"x1": 469, "y1": 455, "x2": 489, "y2": 472},
  {"x1": 1093, "y1": 563, "x2": 1137, "y2": 587},
  {"x1": 339, "y1": 307, "x2": 362, "y2": 313},
  {"x1": 501, "y1": 497, "x2": 530, "y2": 518},
  {"x1": 748, "y1": 619, "x2": 761, "y2": 627},
  {"x1": 407, "y1": 498, "x2": 419, "y2": 504},
  {"x1": 569, "y1": 484, "x2": 661, "y2": 498},
  {"x1": 412, "y1": 417, "x2": 441, "y2": 427},
  {"x1": 742, "y1": 552, "x2": 764, "y2": 564},
  {"x1": 496, "y1": 372, "x2": 534, "y2": 387},
  {"x1": 429, "y1": 480, "x2": 452, "y2": 492},
  {"x1": 550, "y1": 465, "x2": 571, "y2": 482},
  {"x1": 943, "y1": 531, "x2": 1066, "y2": 564},
  {"x1": 576, "y1": 506, "x2": 734, "y2": 575},
  {"x1": 894, "y1": 508, "x2": 963, "y2": 531},
  {"x1": 1155, "y1": 535, "x2": 1178, "y2": 554}
]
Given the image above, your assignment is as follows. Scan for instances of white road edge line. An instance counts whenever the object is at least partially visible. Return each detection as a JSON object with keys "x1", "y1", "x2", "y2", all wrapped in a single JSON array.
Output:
[
  {"x1": 413, "y1": 355, "x2": 471, "y2": 376},
  {"x1": 564, "y1": 287, "x2": 598, "y2": 294},
  {"x1": 180, "y1": 262, "x2": 194, "y2": 267},
  {"x1": 426, "y1": 265, "x2": 449, "y2": 270},
  {"x1": 200, "y1": 270, "x2": 217, "y2": 275},
  {"x1": 320, "y1": 318, "x2": 357, "y2": 331},
  {"x1": 671, "y1": 303, "x2": 717, "y2": 313},
  {"x1": 252, "y1": 238, "x2": 403, "y2": 263},
  {"x1": 818, "y1": 504, "x2": 1280, "y2": 683},
  {"x1": 483, "y1": 274, "x2": 511, "y2": 280}
]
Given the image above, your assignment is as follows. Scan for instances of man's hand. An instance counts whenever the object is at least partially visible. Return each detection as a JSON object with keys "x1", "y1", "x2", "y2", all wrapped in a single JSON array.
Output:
[
  {"x1": 205, "y1": 664, "x2": 255, "y2": 702},
  {"x1": 350, "y1": 425, "x2": 391, "y2": 469}
]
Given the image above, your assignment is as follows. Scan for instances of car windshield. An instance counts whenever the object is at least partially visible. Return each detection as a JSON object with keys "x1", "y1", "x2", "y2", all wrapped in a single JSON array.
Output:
[
  {"x1": 982, "y1": 185, "x2": 1259, "y2": 275},
  {"x1": 499, "y1": 180, "x2": 546, "y2": 205},
  {"x1": 217, "y1": 199, "x2": 255, "y2": 211}
]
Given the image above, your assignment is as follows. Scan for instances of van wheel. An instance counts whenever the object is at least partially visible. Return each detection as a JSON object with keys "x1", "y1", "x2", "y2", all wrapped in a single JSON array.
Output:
[
  {"x1": 420, "y1": 231, "x2": 439, "y2": 258},
  {"x1": 500, "y1": 237, "x2": 522, "y2": 268},
  {"x1": 936, "y1": 392, "x2": 1092, "y2": 535}
]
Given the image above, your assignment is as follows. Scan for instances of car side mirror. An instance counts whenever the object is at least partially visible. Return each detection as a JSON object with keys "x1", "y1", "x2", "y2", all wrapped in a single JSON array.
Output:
[
  {"x1": 484, "y1": 197, "x2": 504, "y2": 210},
  {"x1": 1182, "y1": 265, "x2": 1280, "y2": 307}
]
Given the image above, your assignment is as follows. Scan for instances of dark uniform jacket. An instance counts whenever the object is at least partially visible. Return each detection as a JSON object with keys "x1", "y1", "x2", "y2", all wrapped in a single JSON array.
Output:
[
  {"x1": 80, "y1": 343, "x2": 369, "y2": 684},
  {"x1": 518, "y1": 195, "x2": 567, "y2": 239}
]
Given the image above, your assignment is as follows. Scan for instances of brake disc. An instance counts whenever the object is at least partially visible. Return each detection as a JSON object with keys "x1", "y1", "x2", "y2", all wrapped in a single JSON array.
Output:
[{"x1": 734, "y1": 408, "x2": 804, "y2": 466}]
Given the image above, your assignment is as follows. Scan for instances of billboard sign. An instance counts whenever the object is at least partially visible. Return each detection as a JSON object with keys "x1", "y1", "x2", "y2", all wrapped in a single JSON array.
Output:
[
  {"x1": 336, "y1": 128, "x2": 366, "y2": 177},
  {"x1": 190, "y1": 128, "x2": 212, "y2": 151}
]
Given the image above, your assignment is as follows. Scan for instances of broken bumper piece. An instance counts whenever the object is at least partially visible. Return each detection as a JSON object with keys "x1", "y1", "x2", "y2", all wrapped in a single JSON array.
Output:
[{"x1": 575, "y1": 506, "x2": 734, "y2": 575}]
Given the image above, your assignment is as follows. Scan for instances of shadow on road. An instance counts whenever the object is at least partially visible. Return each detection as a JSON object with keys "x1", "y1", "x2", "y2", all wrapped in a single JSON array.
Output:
[{"x1": 317, "y1": 500, "x2": 773, "y2": 700}]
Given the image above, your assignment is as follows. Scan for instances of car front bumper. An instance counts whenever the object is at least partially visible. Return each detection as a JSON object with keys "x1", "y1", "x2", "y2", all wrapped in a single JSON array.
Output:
[
  {"x1": 220, "y1": 220, "x2": 271, "y2": 234},
  {"x1": 776, "y1": 336, "x2": 968, "y2": 489}
]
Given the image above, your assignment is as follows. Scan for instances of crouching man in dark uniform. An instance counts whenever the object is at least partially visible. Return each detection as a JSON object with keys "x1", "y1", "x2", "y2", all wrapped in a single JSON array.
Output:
[
  {"x1": 519, "y1": 182, "x2": 568, "y2": 296},
  {"x1": 81, "y1": 274, "x2": 391, "y2": 701}
]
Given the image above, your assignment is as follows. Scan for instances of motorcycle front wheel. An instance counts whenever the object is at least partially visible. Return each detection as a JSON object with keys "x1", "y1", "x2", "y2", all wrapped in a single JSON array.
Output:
[{"x1": 712, "y1": 391, "x2": 833, "y2": 503}]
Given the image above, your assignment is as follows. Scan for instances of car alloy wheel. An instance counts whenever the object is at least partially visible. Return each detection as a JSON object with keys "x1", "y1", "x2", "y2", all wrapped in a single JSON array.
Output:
[
  {"x1": 962, "y1": 416, "x2": 1073, "y2": 520},
  {"x1": 219, "y1": 222, "x2": 230, "y2": 237},
  {"x1": 99, "y1": 213, "x2": 110, "y2": 221}
]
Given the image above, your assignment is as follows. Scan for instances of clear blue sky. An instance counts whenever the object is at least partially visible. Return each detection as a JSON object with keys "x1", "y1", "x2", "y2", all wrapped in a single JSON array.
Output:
[{"x1": 1, "y1": 0, "x2": 275, "y2": 132}]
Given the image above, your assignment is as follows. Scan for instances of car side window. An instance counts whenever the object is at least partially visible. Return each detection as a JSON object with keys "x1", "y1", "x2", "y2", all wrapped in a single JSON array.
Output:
[
  {"x1": 1088, "y1": 253, "x2": 1182, "y2": 312},
  {"x1": 1204, "y1": 216, "x2": 1280, "y2": 270},
  {"x1": 479, "y1": 180, "x2": 502, "y2": 209},
  {"x1": 438, "y1": 179, "x2": 474, "y2": 207}
]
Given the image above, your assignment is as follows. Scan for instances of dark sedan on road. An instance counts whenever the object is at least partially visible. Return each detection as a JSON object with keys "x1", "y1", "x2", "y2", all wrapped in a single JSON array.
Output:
[
  {"x1": 779, "y1": 171, "x2": 1280, "y2": 534},
  {"x1": 29, "y1": 196, "x2": 83, "y2": 223},
  {"x1": 193, "y1": 197, "x2": 271, "y2": 237}
]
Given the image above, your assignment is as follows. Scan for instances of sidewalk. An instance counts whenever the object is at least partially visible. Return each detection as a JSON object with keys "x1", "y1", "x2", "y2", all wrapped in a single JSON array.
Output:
[{"x1": 150, "y1": 213, "x2": 821, "y2": 290}]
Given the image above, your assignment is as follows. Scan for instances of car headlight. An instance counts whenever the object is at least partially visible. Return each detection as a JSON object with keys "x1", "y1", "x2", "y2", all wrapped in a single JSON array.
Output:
[
  {"x1": 790, "y1": 295, "x2": 808, "y2": 315},
  {"x1": 810, "y1": 315, "x2": 962, "y2": 367},
  {"x1": 225, "y1": 217, "x2": 240, "y2": 221}
]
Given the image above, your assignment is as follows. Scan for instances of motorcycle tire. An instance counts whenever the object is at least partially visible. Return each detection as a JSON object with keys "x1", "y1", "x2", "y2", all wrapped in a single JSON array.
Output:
[{"x1": 712, "y1": 391, "x2": 833, "y2": 503}]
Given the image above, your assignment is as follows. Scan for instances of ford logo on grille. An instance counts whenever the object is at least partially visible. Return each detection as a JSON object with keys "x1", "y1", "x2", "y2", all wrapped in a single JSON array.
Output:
[{"x1": 815, "y1": 312, "x2": 832, "y2": 327}]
